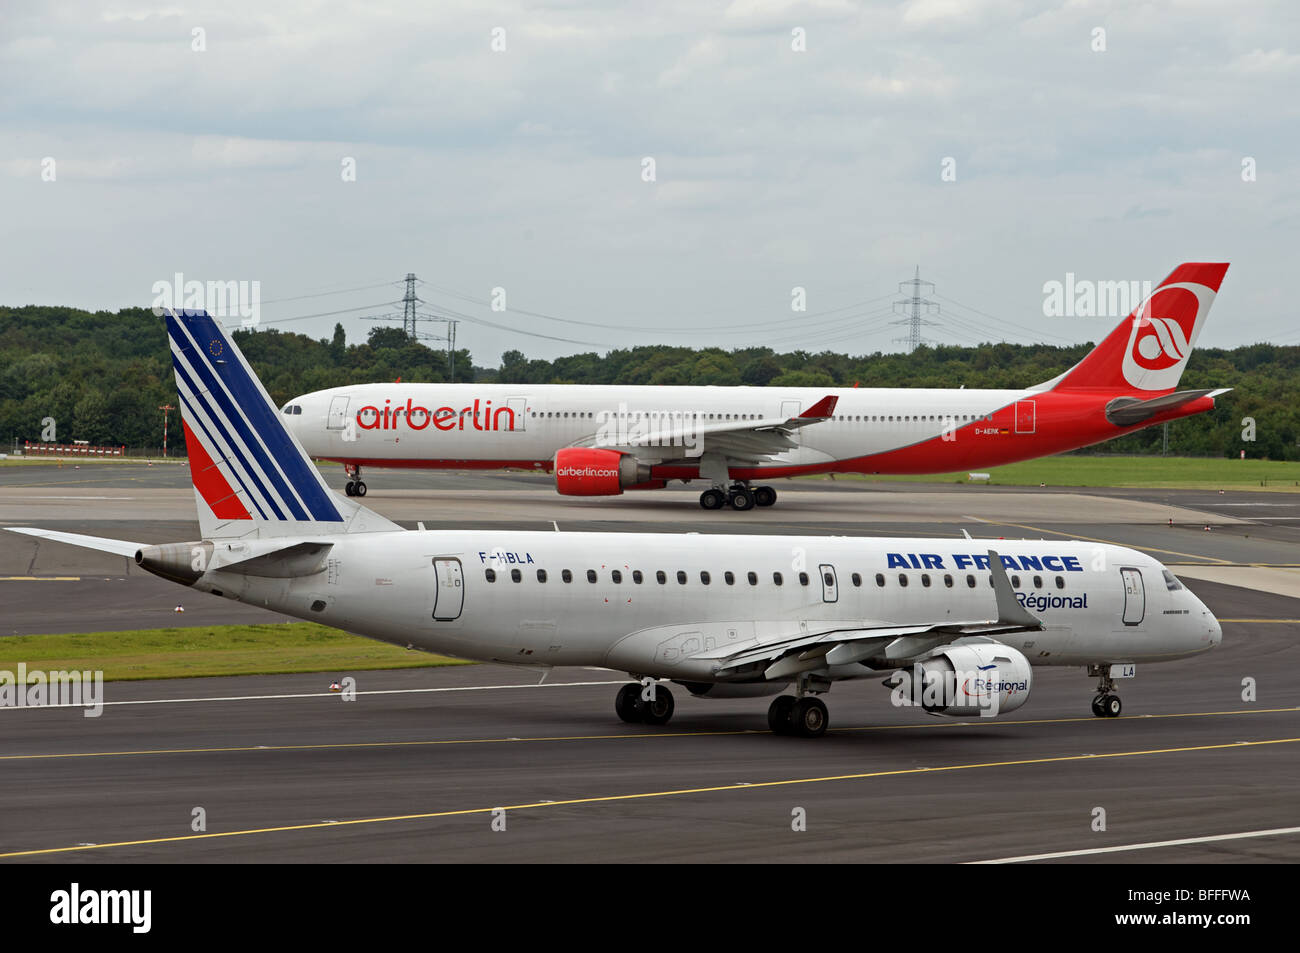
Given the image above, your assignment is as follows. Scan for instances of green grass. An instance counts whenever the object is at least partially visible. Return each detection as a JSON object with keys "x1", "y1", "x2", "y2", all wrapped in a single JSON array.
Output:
[
  {"x1": 0, "y1": 622, "x2": 473, "y2": 682},
  {"x1": 800, "y1": 455, "x2": 1300, "y2": 491}
]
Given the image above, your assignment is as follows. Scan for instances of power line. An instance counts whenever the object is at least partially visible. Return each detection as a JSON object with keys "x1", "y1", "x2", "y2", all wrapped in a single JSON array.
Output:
[{"x1": 891, "y1": 266, "x2": 942, "y2": 352}]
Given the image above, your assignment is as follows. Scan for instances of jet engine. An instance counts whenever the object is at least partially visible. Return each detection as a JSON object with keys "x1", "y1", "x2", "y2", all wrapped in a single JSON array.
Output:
[
  {"x1": 554, "y1": 448, "x2": 655, "y2": 496},
  {"x1": 884, "y1": 643, "x2": 1032, "y2": 717}
]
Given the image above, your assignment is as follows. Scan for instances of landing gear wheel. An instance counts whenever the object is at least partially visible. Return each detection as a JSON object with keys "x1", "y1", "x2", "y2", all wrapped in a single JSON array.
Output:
[
  {"x1": 729, "y1": 486, "x2": 755, "y2": 511},
  {"x1": 1102, "y1": 694, "x2": 1122, "y2": 718},
  {"x1": 768, "y1": 695, "x2": 796, "y2": 734},
  {"x1": 345, "y1": 482, "x2": 356, "y2": 497},
  {"x1": 642, "y1": 685, "x2": 675, "y2": 725},
  {"x1": 791, "y1": 697, "x2": 829, "y2": 738},
  {"x1": 1091, "y1": 695, "x2": 1106, "y2": 718},
  {"x1": 353, "y1": 481, "x2": 367, "y2": 497},
  {"x1": 700, "y1": 488, "x2": 725, "y2": 510},
  {"x1": 753, "y1": 486, "x2": 777, "y2": 507},
  {"x1": 614, "y1": 684, "x2": 646, "y2": 723}
]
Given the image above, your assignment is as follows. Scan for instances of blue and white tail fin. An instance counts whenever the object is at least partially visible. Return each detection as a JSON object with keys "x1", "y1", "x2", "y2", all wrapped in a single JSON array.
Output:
[{"x1": 166, "y1": 309, "x2": 400, "y2": 539}]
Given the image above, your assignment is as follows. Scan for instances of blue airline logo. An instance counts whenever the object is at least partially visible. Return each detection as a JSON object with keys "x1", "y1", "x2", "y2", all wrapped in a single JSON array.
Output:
[{"x1": 886, "y1": 552, "x2": 1084, "y2": 572}]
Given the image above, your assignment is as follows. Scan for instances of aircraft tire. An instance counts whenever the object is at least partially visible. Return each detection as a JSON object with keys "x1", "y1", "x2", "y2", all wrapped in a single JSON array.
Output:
[
  {"x1": 642, "y1": 685, "x2": 675, "y2": 725},
  {"x1": 754, "y1": 486, "x2": 777, "y2": 507},
  {"x1": 729, "y1": 487, "x2": 755, "y2": 511},
  {"x1": 767, "y1": 695, "x2": 796, "y2": 734},
  {"x1": 699, "y1": 489, "x2": 725, "y2": 510},
  {"x1": 615, "y1": 683, "x2": 646, "y2": 723},
  {"x1": 791, "y1": 697, "x2": 828, "y2": 738},
  {"x1": 354, "y1": 481, "x2": 367, "y2": 497},
  {"x1": 1103, "y1": 694, "x2": 1122, "y2": 717}
]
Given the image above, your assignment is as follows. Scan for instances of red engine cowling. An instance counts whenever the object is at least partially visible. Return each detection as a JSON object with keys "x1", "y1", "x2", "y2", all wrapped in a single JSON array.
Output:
[{"x1": 554, "y1": 448, "x2": 652, "y2": 496}]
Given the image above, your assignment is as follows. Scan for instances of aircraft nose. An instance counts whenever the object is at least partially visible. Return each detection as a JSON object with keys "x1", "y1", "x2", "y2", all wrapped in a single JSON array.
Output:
[{"x1": 1209, "y1": 614, "x2": 1223, "y2": 647}]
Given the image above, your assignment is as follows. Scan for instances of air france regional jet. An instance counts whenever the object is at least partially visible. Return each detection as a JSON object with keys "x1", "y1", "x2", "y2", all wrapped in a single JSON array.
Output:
[
  {"x1": 6, "y1": 311, "x2": 1222, "y2": 736},
  {"x1": 283, "y1": 262, "x2": 1230, "y2": 511}
]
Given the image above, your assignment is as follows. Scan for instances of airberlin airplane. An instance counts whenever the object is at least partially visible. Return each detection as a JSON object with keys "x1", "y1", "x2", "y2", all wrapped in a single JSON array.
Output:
[
  {"x1": 283, "y1": 262, "x2": 1230, "y2": 511},
  {"x1": 6, "y1": 310, "x2": 1222, "y2": 736}
]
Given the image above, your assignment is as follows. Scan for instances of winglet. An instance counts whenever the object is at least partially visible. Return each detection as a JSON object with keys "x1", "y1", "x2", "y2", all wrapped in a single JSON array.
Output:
[
  {"x1": 800, "y1": 395, "x2": 839, "y2": 419},
  {"x1": 988, "y1": 550, "x2": 1043, "y2": 629}
]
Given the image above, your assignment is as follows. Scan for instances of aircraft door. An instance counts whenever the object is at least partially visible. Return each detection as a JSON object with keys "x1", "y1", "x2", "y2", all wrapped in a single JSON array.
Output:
[
  {"x1": 327, "y1": 396, "x2": 350, "y2": 430},
  {"x1": 1120, "y1": 567, "x2": 1144, "y2": 626},
  {"x1": 432, "y1": 558, "x2": 465, "y2": 621},
  {"x1": 819, "y1": 564, "x2": 838, "y2": 603},
  {"x1": 1015, "y1": 399, "x2": 1036, "y2": 434},
  {"x1": 505, "y1": 397, "x2": 527, "y2": 432}
]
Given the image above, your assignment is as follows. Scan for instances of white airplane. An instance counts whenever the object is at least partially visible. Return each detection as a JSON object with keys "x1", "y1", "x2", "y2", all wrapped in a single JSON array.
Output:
[
  {"x1": 282, "y1": 262, "x2": 1230, "y2": 511},
  {"x1": 6, "y1": 310, "x2": 1222, "y2": 736}
]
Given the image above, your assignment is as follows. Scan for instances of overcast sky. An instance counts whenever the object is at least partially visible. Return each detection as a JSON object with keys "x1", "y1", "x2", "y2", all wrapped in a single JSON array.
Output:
[{"x1": 2, "y1": 0, "x2": 1296, "y2": 365}]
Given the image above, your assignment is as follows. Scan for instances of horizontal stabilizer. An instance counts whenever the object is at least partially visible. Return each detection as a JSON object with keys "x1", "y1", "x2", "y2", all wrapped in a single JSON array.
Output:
[
  {"x1": 3, "y1": 527, "x2": 143, "y2": 558},
  {"x1": 1104, "y1": 388, "x2": 1231, "y2": 427}
]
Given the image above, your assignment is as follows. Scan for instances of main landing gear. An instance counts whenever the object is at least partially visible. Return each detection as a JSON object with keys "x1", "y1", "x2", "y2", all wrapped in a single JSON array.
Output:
[
  {"x1": 767, "y1": 674, "x2": 831, "y2": 737},
  {"x1": 343, "y1": 464, "x2": 367, "y2": 497},
  {"x1": 615, "y1": 681, "x2": 675, "y2": 726},
  {"x1": 699, "y1": 483, "x2": 778, "y2": 511},
  {"x1": 1088, "y1": 665, "x2": 1122, "y2": 718}
]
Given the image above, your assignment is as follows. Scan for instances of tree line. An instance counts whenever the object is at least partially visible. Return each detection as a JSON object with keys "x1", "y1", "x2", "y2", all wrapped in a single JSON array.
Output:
[{"x1": 1, "y1": 305, "x2": 1294, "y2": 459}]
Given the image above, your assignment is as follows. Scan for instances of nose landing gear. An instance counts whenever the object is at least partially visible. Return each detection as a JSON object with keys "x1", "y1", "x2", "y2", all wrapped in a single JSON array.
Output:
[
  {"x1": 615, "y1": 680, "x2": 675, "y2": 726},
  {"x1": 1088, "y1": 665, "x2": 1123, "y2": 717},
  {"x1": 343, "y1": 465, "x2": 367, "y2": 497}
]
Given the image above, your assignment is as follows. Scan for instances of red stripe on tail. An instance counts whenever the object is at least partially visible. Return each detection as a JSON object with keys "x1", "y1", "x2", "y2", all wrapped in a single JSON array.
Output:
[{"x1": 182, "y1": 419, "x2": 252, "y2": 520}]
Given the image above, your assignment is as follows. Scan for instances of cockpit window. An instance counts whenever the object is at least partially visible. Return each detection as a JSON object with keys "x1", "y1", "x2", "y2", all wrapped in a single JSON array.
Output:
[{"x1": 1162, "y1": 569, "x2": 1184, "y2": 591}]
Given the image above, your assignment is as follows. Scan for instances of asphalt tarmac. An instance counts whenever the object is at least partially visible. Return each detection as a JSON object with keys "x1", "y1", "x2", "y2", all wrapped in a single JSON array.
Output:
[{"x1": 0, "y1": 464, "x2": 1297, "y2": 863}]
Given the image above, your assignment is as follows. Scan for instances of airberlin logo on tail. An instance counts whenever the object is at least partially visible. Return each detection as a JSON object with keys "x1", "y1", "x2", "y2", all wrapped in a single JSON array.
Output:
[
  {"x1": 356, "y1": 398, "x2": 519, "y2": 433},
  {"x1": 1122, "y1": 282, "x2": 1216, "y2": 391}
]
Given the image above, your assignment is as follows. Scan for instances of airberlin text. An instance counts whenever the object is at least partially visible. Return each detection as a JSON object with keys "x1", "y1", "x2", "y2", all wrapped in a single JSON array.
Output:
[{"x1": 357, "y1": 399, "x2": 517, "y2": 432}]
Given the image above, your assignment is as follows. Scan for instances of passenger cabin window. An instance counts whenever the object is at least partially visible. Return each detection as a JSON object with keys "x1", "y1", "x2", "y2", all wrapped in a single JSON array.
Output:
[
  {"x1": 587, "y1": 570, "x2": 597, "y2": 583},
  {"x1": 799, "y1": 572, "x2": 810, "y2": 586},
  {"x1": 1055, "y1": 575, "x2": 1065, "y2": 589},
  {"x1": 773, "y1": 572, "x2": 784, "y2": 586},
  {"x1": 876, "y1": 573, "x2": 886, "y2": 587},
  {"x1": 657, "y1": 571, "x2": 667, "y2": 584},
  {"x1": 898, "y1": 574, "x2": 908, "y2": 587},
  {"x1": 537, "y1": 569, "x2": 547, "y2": 583},
  {"x1": 677, "y1": 571, "x2": 687, "y2": 585},
  {"x1": 611, "y1": 570, "x2": 622, "y2": 584},
  {"x1": 633, "y1": 570, "x2": 643, "y2": 584},
  {"x1": 724, "y1": 571, "x2": 735, "y2": 586},
  {"x1": 921, "y1": 574, "x2": 931, "y2": 588},
  {"x1": 944, "y1": 574, "x2": 953, "y2": 588},
  {"x1": 1011, "y1": 575, "x2": 1021, "y2": 588},
  {"x1": 823, "y1": 572, "x2": 833, "y2": 587},
  {"x1": 562, "y1": 569, "x2": 572, "y2": 583},
  {"x1": 966, "y1": 574, "x2": 976, "y2": 588},
  {"x1": 700, "y1": 571, "x2": 710, "y2": 585},
  {"x1": 485, "y1": 568, "x2": 497, "y2": 583},
  {"x1": 1033, "y1": 575, "x2": 1043, "y2": 589},
  {"x1": 511, "y1": 569, "x2": 521, "y2": 583},
  {"x1": 747, "y1": 571, "x2": 758, "y2": 586},
  {"x1": 851, "y1": 573, "x2": 862, "y2": 587}
]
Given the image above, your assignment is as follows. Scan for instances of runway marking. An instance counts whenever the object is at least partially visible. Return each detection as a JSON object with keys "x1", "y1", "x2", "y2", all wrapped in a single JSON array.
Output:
[
  {"x1": 0, "y1": 678, "x2": 629, "y2": 712},
  {"x1": 3, "y1": 706, "x2": 1297, "y2": 762},
  {"x1": 965, "y1": 517, "x2": 1232, "y2": 565},
  {"x1": 2, "y1": 736, "x2": 1296, "y2": 859},
  {"x1": 969, "y1": 826, "x2": 1300, "y2": 863},
  {"x1": 1219, "y1": 618, "x2": 1300, "y2": 623},
  {"x1": 0, "y1": 576, "x2": 81, "y2": 581}
]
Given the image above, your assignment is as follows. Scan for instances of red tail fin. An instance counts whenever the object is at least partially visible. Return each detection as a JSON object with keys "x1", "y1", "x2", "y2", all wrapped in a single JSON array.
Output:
[{"x1": 1051, "y1": 263, "x2": 1228, "y2": 393}]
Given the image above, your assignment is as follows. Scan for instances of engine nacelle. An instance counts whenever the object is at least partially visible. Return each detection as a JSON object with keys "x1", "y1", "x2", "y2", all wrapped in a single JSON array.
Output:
[
  {"x1": 554, "y1": 447, "x2": 651, "y2": 496},
  {"x1": 678, "y1": 681, "x2": 790, "y2": 699},
  {"x1": 884, "y1": 643, "x2": 1032, "y2": 717}
]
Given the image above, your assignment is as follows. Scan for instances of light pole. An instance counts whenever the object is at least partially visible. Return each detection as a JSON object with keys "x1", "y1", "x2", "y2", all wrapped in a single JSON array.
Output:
[{"x1": 159, "y1": 403, "x2": 175, "y2": 457}]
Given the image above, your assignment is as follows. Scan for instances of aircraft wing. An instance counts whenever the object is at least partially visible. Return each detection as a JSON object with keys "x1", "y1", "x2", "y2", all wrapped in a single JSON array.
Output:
[
  {"x1": 572, "y1": 395, "x2": 838, "y2": 464},
  {"x1": 699, "y1": 550, "x2": 1041, "y2": 681}
]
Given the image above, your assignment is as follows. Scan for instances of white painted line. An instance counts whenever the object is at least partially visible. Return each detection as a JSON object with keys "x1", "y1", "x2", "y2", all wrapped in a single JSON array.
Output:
[
  {"x1": 968, "y1": 826, "x2": 1300, "y2": 863},
  {"x1": 0, "y1": 679, "x2": 628, "y2": 711}
]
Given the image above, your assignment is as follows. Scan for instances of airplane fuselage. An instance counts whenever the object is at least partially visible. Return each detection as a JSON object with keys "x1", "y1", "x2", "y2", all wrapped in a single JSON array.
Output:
[
  {"x1": 284, "y1": 383, "x2": 1216, "y2": 480},
  {"x1": 186, "y1": 532, "x2": 1220, "y2": 678}
]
